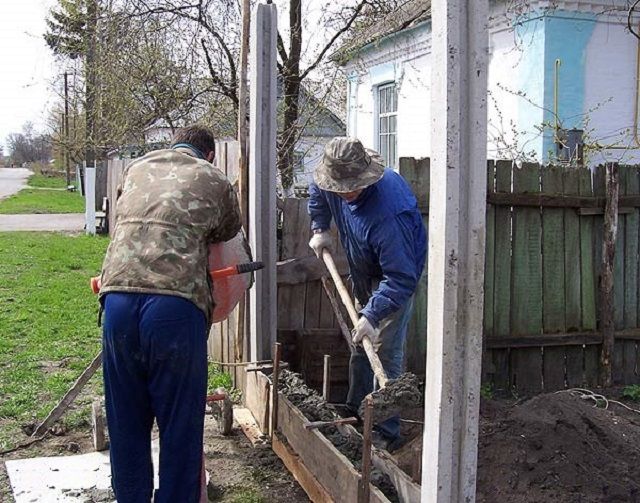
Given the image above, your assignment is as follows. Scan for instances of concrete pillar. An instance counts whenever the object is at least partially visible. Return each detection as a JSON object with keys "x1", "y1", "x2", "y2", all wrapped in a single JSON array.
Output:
[
  {"x1": 421, "y1": 0, "x2": 488, "y2": 502},
  {"x1": 84, "y1": 163, "x2": 96, "y2": 236},
  {"x1": 248, "y1": 1, "x2": 278, "y2": 361}
]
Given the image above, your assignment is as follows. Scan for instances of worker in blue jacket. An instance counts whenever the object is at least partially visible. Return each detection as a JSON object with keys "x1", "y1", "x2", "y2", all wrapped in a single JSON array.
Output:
[{"x1": 308, "y1": 137, "x2": 427, "y2": 449}]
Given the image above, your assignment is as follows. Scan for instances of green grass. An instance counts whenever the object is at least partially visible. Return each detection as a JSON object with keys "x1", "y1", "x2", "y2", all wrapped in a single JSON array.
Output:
[
  {"x1": 224, "y1": 488, "x2": 265, "y2": 503},
  {"x1": 0, "y1": 188, "x2": 84, "y2": 214},
  {"x1": 622, "y1": 384, "x2": 640, "y2": 401},
  {"x1": 28, "y1": 174, "x2": 69, "y2": 189},
  {"x1": 0, "y1": 232, "x2": 108, "y2": 450}
]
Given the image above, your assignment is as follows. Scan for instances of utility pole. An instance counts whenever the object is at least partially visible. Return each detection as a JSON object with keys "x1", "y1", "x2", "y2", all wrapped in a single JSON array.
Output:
[
  {"x1": 64, "y1": 71, "x2": 70, "y2": 186},
  {"x1": 85, "y1": 0, "x2": 98, "y2": 165}
]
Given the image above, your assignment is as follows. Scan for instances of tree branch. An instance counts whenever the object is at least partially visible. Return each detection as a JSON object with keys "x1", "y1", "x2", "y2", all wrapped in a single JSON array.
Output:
[
  {"x1": 628, "y1": 0, "x2": 640, "y2": 41},
  {"x1": 201, "y1": 38, "x2": 238, "y2": 106},
  {"x1": 299, "y1": 0, "x2": 368, "y2": 80},
  {"x1": 277, "y1": 31, "x2": 288, "y2": 65}
]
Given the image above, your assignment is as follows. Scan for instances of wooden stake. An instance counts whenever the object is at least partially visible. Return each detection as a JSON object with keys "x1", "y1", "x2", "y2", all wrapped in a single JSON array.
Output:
[
  {"x1": 359, "y1": 395, "x2": 374, "y2": 502},
  {"x1": 270, "y1": 342, "x2": 282, "y2": 438},
  {"x1": 600, "y1": 163, "x2": 619, "y2": 387},
  {"x1": 322, "y1": 354, "x2": 331, "y2": 402},
  {"x1": 33, "y1": 352, "x2": 102, "y2": 437}
]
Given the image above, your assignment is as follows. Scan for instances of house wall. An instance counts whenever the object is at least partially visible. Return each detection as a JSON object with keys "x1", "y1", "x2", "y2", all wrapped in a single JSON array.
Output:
[
  {"x1": 344, "y1": 1, "x2": 640, "y2": 166},
  {"x1": 584, "y1": 16, "x2": 640, "y2": 165},
  {"x1": 346, "y1": 24, "x2": 431, "y2": 167},
  {"x1": 293, "y1": 136, "x2": 333, "y2": 188}
]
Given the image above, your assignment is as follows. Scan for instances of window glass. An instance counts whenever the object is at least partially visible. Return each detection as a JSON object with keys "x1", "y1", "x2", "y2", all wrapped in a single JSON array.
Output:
[{"x1": 377, "y1": 83, "x2": 398, "y2": 168}]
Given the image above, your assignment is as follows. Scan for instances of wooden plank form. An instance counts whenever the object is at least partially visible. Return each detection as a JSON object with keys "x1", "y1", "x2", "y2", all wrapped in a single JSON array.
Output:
[
  {"x1": 244, "y1": 370, "x2": 270, "y2": 433},
  {"x1": 272, "y1": 434, "x2": 333, "y2": 503},
  {"x1": 276, "y1": 393, "x2": 391, "y2": 503}
]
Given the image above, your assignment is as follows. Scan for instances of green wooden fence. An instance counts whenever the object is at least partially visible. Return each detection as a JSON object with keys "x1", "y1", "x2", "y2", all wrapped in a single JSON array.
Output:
[{"x1": 400, "y1": 158, "x2": 640, "y2": 394}]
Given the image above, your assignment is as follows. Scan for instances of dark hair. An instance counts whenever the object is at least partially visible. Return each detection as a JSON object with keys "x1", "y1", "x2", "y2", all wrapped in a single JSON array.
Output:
[{"x1": 170, "y1": 124, "x2": 216, "y2": 158}]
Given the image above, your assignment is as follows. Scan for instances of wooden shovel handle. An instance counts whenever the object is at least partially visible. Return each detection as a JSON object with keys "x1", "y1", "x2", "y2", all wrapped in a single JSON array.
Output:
[{"x1": 321, "y1": 249, "x2": 388, "y2": 388}]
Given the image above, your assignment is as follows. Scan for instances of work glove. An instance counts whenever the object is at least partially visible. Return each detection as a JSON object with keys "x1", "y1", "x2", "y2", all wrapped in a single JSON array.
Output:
[
  {"x1": 308, "y1": 230, "x2": 332, "y2": 258},
  {"x1": 352, "y1": 315, "x2": 381, "y2": 351}
]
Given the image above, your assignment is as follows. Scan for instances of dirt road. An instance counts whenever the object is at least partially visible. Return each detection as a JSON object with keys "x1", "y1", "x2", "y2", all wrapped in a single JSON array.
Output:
[
  {"x1": 0, "y1": 167, "x2": 85, "y2": 232},
  {"x1": 0, "y1": 213, "x2": 85, "y2": 232},
  {"x1": 0, "y1": 168, "x2": 31, "y2": 200}
]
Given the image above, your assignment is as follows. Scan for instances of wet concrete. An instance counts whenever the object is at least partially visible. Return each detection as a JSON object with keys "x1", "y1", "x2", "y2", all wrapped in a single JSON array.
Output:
[{"x1": 359, "y1": 372, "x2": 424, "y2": 424}]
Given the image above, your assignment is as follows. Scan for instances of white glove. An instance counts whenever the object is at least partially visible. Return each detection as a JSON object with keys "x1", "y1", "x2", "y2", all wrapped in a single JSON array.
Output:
[
  {"x1": 352, "y1": 316, "x2": 381, "y2": 349},
  {"x1": 308, "y1": 230, "x2": 332, "y2": 258}
]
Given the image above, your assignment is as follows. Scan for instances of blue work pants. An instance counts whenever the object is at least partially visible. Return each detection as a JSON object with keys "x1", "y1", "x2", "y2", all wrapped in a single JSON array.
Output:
[
  {"x1": 102, "y1": 293, "x2": 207, "y2": 503},
  {"x1": 346, "y1": 297, "x2": 414, "y2": 440}
]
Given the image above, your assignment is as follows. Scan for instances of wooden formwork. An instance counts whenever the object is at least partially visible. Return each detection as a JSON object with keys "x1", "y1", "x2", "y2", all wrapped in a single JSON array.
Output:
[{"x1": 244, "y1": 369, "x2": 421, "y2": 503}]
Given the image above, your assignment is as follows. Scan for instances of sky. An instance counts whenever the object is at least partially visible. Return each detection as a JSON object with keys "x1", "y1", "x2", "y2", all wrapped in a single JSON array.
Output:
[{"x1": 0, "y1": 0, "x2": 57, "y2": 150}]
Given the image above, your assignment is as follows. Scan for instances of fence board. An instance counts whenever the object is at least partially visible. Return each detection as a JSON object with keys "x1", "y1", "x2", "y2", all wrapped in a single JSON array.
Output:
[
  {"x1": 510, "y1": 163, "x2": 543, "y2": 393},
  {"x1": 624, "y1": 166, "x2": 640, "y2": 384},
  {"x1": 563, "y1": 168, "x2": 585, "y2": 387},
  {"x1": 542, "y1": 166, "x2": 566, "y2": 390},
  {"x1": 483, "y1": 162, "x2": 496, "y2": 383},
  {"x1": 579, "y1": 169, "x2": 599, "y2": 387},
  {"x1": 615, "y1": 166, "x2": 627, "y2": 332},
  {"x1": 612, "y1": 166, "x2": 627, "y2": 384},
  {"x1": 399, "y1": 157, "x2": 429, "y2": 377},
  {"x1": 491, "y1": 161, "x2": 512, "y2": 392}
]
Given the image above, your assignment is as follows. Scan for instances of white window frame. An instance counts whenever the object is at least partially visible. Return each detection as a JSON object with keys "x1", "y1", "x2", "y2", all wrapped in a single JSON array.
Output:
[{"x1": 375, "y1": 82, "x2": 398, "y2": 169}]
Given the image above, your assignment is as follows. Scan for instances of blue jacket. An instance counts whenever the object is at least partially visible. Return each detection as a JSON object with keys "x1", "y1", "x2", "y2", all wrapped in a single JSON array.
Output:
[{"x1": 308, "y1": 168, "x2": 427, "y2": 327}]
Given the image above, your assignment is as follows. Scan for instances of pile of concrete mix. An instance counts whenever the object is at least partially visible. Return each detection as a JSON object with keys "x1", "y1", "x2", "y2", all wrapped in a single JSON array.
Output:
[{"x1": 477, "y1": 391, "x2": 640, "y2": 503}]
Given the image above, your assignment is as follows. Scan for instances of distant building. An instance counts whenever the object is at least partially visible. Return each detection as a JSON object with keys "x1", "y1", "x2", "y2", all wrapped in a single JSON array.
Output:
[{"x1": 337, "y1": 0, "x2": 640, "y2": 167}]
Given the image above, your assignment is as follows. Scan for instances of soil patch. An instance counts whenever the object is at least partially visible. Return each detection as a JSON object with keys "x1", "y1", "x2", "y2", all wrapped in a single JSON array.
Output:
[
  {"x1": 1, "y1": 413, "x2": 308, "y2": 503},
  {"x1": 477, "y1": 391, "x2": 640, "y2": 503}
]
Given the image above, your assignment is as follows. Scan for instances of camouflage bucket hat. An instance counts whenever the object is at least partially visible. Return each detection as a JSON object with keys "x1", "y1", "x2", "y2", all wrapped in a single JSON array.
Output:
[{"x1": 314, "y1": 137, "x2": 385, "y2": 193}]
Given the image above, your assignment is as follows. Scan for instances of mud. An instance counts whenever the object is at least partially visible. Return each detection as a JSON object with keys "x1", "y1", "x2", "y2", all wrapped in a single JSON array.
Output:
[
  {"x1": 277, "y1": 370, "x2": 399, "y2": 502},
  {"x1": 358, "y1": 372, "x2": 423, "y2": 423},
  {"x1": 477, "y1": 391, "x2": 640, "y2": 503}
]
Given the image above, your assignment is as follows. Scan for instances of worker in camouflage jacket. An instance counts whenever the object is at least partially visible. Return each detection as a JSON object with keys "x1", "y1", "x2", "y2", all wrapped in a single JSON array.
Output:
[
  {"x1": 99, "y1": 125, "x2": 241, "y2": 503},
  {"x1": 308, "y1": 137, "x2": 427, "y2": 450}
]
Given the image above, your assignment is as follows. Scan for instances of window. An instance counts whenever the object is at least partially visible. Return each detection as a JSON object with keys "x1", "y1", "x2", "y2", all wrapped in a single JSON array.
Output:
[
  {"x1": 293, "y1": 151, "x2": 305, "y2": 173},
  {"x1": 377, "y1": 83, "x2": 397, "y2": 168}
]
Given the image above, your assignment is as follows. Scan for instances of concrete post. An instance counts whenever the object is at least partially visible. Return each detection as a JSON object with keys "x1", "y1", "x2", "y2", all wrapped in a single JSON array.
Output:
[
  {"x1": 84, "y1": 163, "x2": 96, "y2": 236},
  {"x1": 248, "y1": 1, "x2": 278, "y2": 361},
  {"x1": 421, "y1": 0, "x2": 488, "y2": 502}
]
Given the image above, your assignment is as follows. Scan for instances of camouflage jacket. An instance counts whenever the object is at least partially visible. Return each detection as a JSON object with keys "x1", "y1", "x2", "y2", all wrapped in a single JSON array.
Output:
[{"x1": 99, "y1": 147, "x2": 242, "y2": 322}]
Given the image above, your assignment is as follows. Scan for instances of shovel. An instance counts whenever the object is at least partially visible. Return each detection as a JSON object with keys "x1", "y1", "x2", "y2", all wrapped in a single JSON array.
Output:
[
  {"x1": 320, "y1": 249, "x2": 422, "y2": 423},
  {"x1": 321, "y1": 249, "x2": 389, "y2": 387}
]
